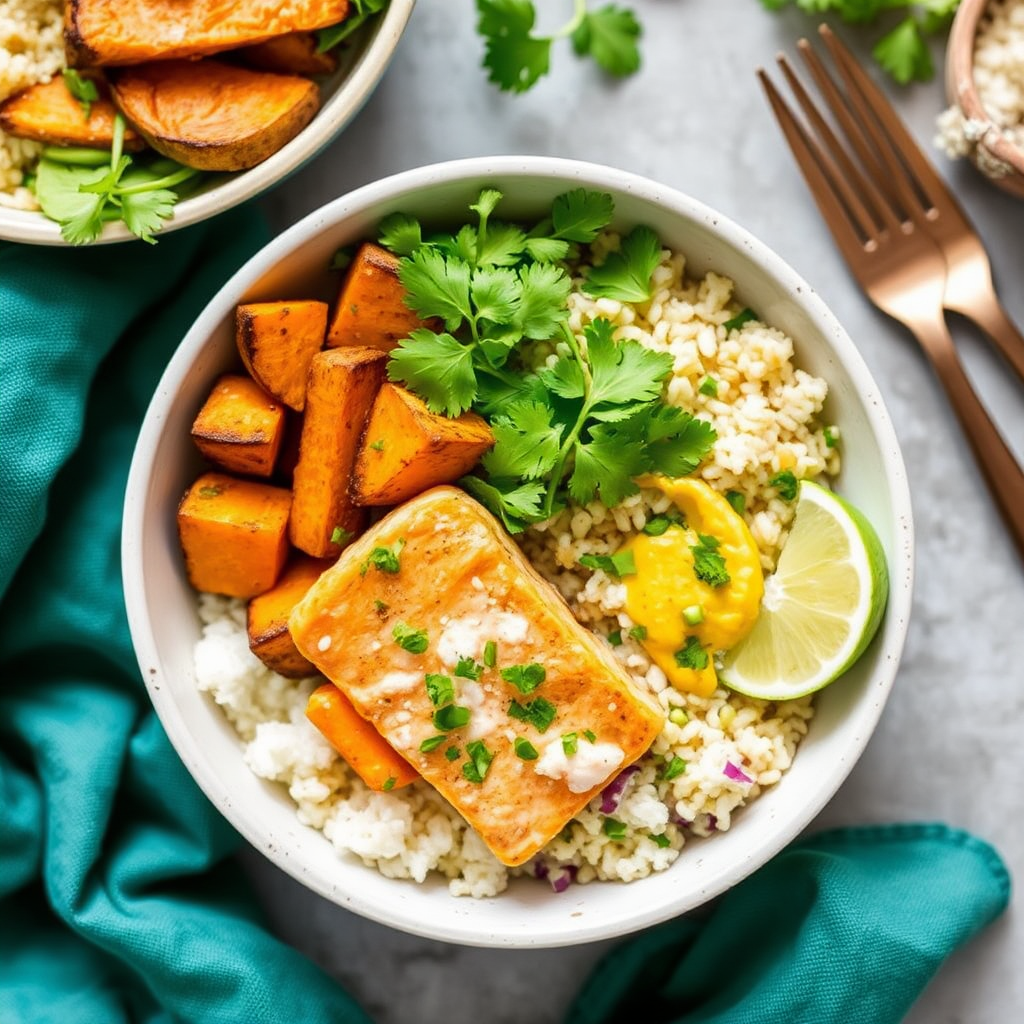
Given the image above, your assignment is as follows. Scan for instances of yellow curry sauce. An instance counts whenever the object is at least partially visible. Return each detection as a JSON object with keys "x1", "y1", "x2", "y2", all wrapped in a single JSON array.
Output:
[{"x1": 622, "y1": 478, "x2": 764, "y2": 697}]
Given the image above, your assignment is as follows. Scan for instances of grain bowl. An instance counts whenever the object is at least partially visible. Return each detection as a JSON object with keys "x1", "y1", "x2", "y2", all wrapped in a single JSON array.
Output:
[{"x1": 123, "y1": 156, "x2": 913, "y2": 947}]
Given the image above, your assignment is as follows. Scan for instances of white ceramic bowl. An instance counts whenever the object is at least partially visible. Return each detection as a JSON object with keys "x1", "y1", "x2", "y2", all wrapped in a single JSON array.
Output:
[
  {"x1": 123, "y1": 156, "x2": 914, "y2": 948},
  {"x1": 0, "y1": 1, "x2": 414, "y2": 246}
]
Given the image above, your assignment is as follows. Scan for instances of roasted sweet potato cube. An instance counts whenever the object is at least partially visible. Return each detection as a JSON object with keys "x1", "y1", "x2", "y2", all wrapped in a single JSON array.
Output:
[
  {"x1": 190, "y1": 374, "x2": 285, "y2": 477},
  {"x1": 177, "y1": 472, "x2": 291, "y2": 598},
  {"x1": 289, "y1": 486, "x2": 665, "y2": 867},
  {"x1": 289, "y1": 348, "x2": 387, "y2": 558},
  {"x1": 0, "y1": 77, "x2": 144, "y2": 149},
  {"x1": 239, "y1": 31, "x2": 339, "y2": 75},
  {"x1": 327, "y1": 243, "x2": 428, "y2": 352},
  {"x1": 306, "y1": 683, "x2": 419, "y2": 792},
  {"x1": 353, "y1": 384, "x2": 494, "y2": 505},
  {"x1": 247, "y1": 556, "x2": 331, "y2": 677},
  {"x1": 236, "y1": 300, "x2": 328, "y2": 411}
]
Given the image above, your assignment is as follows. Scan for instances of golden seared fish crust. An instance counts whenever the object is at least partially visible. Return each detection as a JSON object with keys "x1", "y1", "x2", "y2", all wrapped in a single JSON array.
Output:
[{"x1": 289, "y1": 486, "x2": 665, "y2": 867}]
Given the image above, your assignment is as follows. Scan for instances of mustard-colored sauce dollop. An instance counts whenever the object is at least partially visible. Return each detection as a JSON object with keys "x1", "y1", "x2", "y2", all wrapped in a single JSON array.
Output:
[{"x1": 622, "y1": 477, "x2": 764, "y2": 697}]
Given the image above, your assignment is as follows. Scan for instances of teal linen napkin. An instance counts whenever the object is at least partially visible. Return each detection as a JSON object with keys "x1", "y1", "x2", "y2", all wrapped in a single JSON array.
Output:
[{"x1": 0, "y1": 222, "x2": 1010, "y2": 1024}]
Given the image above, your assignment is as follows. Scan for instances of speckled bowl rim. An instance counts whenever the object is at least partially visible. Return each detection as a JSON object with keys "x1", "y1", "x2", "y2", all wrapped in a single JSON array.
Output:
[
  {"x1": 123, "y1": 157, "x2": 914, "y2": 948},
  {"x1": 0, "y1": 0, "x2": 415, "y2": 246}
]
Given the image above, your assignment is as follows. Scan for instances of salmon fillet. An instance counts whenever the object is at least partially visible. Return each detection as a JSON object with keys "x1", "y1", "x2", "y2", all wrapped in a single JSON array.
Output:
[{"x1": 289, "y1": 486, "x2": 664, "y2": 867}]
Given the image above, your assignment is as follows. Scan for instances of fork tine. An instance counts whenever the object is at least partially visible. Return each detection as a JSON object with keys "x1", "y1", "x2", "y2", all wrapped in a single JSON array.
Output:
[
  {"x1": 776, "y1": 53, "x2": 888, "y2": 240},
  {"x1": 757, "y1": 68, "x2": 867, "y2": 266},
  {"x1": 817, "y1": 24, "x2": 941, "y2": 217}
]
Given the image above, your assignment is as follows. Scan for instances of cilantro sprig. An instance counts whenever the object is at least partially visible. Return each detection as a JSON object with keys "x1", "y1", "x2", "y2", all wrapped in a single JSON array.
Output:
[{"x1": 316, "y1": 0, "x2": 387, "y2": 53}]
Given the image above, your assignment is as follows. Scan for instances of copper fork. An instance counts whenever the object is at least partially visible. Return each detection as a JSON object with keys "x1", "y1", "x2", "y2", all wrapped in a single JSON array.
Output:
[{"x1": 758, "y1": 33, "x2": 1024, "y2": 559}]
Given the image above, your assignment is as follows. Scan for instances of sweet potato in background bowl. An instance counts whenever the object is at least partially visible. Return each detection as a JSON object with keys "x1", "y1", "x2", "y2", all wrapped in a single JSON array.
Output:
[
  {"x1": 122, "y1": 157, "x2": 913, "y2": 947},
  {"x1": 0, "y1": 0, "x2": 414, "y2": 246}
]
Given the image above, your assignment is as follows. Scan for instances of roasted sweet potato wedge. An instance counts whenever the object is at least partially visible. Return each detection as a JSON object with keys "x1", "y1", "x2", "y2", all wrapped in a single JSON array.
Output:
[
  {"x1": 65, "y1": 0, "x2": 350, "y2": 68},
  {"x1": 0, "y1": 76, "x2": 143, "y2": 150},
  {"x1": 236, "y1": 300, "x2": 328, "y2": 412},
  {"x1": 327, "y1": 243, "x2": 431, "y2": 352},
  {"x1": 239, "y1": 32, "x2": 339, "y2": 76},
  {"x1": 247, "y1": 555, "x2": 331, "y2": 677},
  {"x1": 353, "y1": 384, "x2": 494, "y2": 506},
  {"x1": 177, "y1": 472, "x2": 291, "y2": 598},
  {"x1": 109, "y1": 60, "x2": 319, "y2": 172},
  {"x1": 290, "y1": 347, "x2": 387, "y2": 558}
]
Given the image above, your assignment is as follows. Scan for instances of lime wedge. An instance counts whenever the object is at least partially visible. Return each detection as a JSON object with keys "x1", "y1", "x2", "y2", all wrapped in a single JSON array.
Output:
[{"x1": 718, "y1": 480, "x2": 888, "y2": 700}]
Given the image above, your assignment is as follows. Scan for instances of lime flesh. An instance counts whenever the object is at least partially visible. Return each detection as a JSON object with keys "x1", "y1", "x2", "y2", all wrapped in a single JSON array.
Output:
[{"x1": 717, "y1": 481, "x2": 889, "y2": 701}]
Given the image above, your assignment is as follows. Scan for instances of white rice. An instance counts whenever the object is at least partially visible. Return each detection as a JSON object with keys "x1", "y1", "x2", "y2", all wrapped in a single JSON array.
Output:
[
  {"x1": 194, "y1": 239, "x2": 836, "y2": 898},
  {"x1": 0, "y1": 0, "x2": 63, "y2": 208}
]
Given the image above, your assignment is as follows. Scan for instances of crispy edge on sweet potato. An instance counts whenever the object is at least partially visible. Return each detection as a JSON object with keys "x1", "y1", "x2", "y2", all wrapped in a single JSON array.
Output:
[
  {"x1": 238, "y1": 31, "x2": 339, "y2": 76},
  {"x1": 236, "y1": 300, "x2": 328, "y2": 412},
  {"x1": 177, "y1": 471, "x2": 291, "y2": 598},
  {"x1": 353, "y1": 384, "x2": 495, "y2": 506},
  {"x1": 289, "y1": 348, "x2": 387, "y2": 558},
  {"x1": 108, "y1": 59, "x2": 319, "y2": 172},
  {"x1": 190, "y1": 373, "x2": 286, "y2": 477},
  {"x1": 0, "y1": 75, "x2": 144, "y2": 150},
  {"x1": 306, "y1": 683, "x2": 418, "y2": 791},
  {"x1": 247, "y1": 555, "x2": 331, "y2": 677},
  {"x1": 326, "y1": 242, "x2": 430, "y2": 353},
  {"x1": 65, "y1": 0, "x2": 350, "y2": 68}
]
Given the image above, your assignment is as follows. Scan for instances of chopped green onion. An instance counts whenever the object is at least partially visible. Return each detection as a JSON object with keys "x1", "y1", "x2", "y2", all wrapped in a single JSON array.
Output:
[
  {"x1": 603, "y1": 817, "x2": 627, "y2": 841},
  {"x1": 583, "y1": 729, "x2": 597, "y2": 743},
  {"x1": 607, "y1": 630, "x2": 623, "y2": 647},
  {"x1": 381, "y1": 776, "x2": 396, "y2": 791},
  {"x1": 682, "y1": 604, "x2": 705, "y2": 626},
  {"x1": 392, "y1": 622, "x2": 428, "y2": 654},
  {"x1": 663, "y1": 755, "x2": 687, "y2": 781},
  {"x1": 725, "y1": 490, "x2": 745, "y2": 515},
  {"x1": 651, "y1": 833, "x2": 672, "y2": 848},
  {"x1": 824, "y1": 425, "x2": 840, "y2": 449},
  {"x1": 579, "y1": 550, "x2": 637, "y2": 578},
  {"x1": 514, "y1": 737, "x2": 539, "y2": 760},
  {"x1": 330, "y1": 525, "x2": 353, "y2": 546},
  {"x1": 455, "y1": 656, "x2": 483, "y2": 681},
  {"x1": 674, "y1": 636, "x2": 709, "y2": 671},
  {"x1": 483, "y1": 640, "x2": 497, "y2": 668},
  {"x1": 561, "y1": 732, "x2": 578, "y2": 756},
  {"x1": 628, "y1": 624, "x2": 647, "y2": 642},
  {"x1": 698, "y1": 376, "x2": 718, "y2": 398},
  {"x1": 668, "y1": 708, "x2": 689, "y2": 726},
  {"x1": 433, "y1": 705, "x2": 471, "y2": 731},
  {"x1": 425, "y1": 673, "x2": 454, "y2": 707},
  {"x1": 419, "y1": 735, "x2": 446, "y2": 753},
  {"x1": 445, "y1": 745, "x2": 461, "y2": 761},
  {"x1": 500, "y1": 663, "x2": 546, "y2": 694},
  {"x1": 462, "y1": 739, "x2": 494, "y2": 783}
]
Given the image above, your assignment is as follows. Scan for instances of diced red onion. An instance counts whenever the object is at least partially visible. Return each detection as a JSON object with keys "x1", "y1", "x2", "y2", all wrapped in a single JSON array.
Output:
[
  {"x1": 706, "y1": 813, "x2": 718, "y2": 833},
  {"x1": 533, "y1": 860, "x2": 550, "y2": 880},
  {"x1": 549, "y1": 864, "x2": 578, "y2": 894},
  {"x1": 670, "y1": 811, "x2": 691, "y2": 828},
  {"x1": 600, "y1": 765, "x2": 640, "y2": 814},
  {"x1": 723, "y1": 761, "x2": 753, "y2": 784}
]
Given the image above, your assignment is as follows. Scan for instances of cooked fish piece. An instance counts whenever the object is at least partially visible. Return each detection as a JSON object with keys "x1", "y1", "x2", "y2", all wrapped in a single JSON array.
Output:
[{"x1": 289, "y1": 486, "x2": 664, "y2": 867}]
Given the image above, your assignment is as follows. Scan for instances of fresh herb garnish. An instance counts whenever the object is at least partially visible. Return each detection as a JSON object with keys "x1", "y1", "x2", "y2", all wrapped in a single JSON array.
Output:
[
  {"x1": 583, "y1": 729, "x2": 597, "y2": 743},
  {"x1": 330, "y1": 525, "x2": 353, "y2": 545},
  {"x1": 579, "y1": 550, "x2": 637, "y2": 577},
  {"x1": 445, "y1": 745, "x2": 461, "y2": 761},
  {"x1": 382, "y1": 776, "x2": 397, "y2": 791},
  {"x1": 374, "y1": 599, "x2": 389, "y2": 613},
  {"x1": 368, "y1": 439, "x2": 385, "y2": 452},
  {"x1": 508, "y1": 696, "x2": 557, "y2": 733},
  {"x1": 603, "y1": 817, "x2": 627, "y2": 840},
  {"x1": 651, "y1": 833, "x2": 672, "y2": 848},
  {"x1": 500, "y1": 662, "x2": 546, "y2": 694},
  {"x1": 514, "y1": 737, "x2": 539, "y2": 760},
  {"x1": 663, "y1": 755, "x2": 687, "y2": 780},
  {"x1": 824, "y1": 425, "x2": 840, "y2": 449},
  {"x1": 770, "y1": 470, "x2": 798, "y2": 501},
  {"x1": 628, "y1": 624, "x2": 647, "y2": 642},
  {"x1": 690, "y1": 533, "x2": 730, "y2": 587},
  {"x1": 329, "y1": 245, "x2": 355, "y2": 272},
  {"x1": 562, "y1": 732, "x2": 578, "y2": 755},
  {"x1": 698, "y1": 376, "x2": 719, "y2": 398},
  {"x1": 643, "y1": 510, "x2": 684, "y2": 536},
  {"x1": 483, "y1": 640, "x2": 498, "y2": 668},
  {"x1": 425, "y1": 673, "x2": 455, "y2": 707},
  {"x1": 62, "y1": 69, "x2": 98, "y2": 120},
  {"x1": 722, "y1": 307, "x2": 758, "y2": 333},
  {"x1": 433, "y1": 705, "x2": 472, "y2": 731},
  {"x1": 725, "y1": 490, "x2": 746, "y2": 515},
  {"x1": 392, "y1": 622, "x2": 428, "y2": 654},
  {"x1": 582, "y1": 226, "x2": 662, "y2": 301},
  {"x1": 674, "y1": 636, "x2": 709, "y2": 671},
  {"x1": 462, "y1": 739, "x2": 494, "y2": 783},
  {"x1": 419, "y1": 735, "x2": 446, "y2": 753},
  {"x1": 316, "y1": 0, "x2": 387, "y2": 52},
  {"x1": 682, "y1": 604, "x2": 705, "y2": 626},
  {"x1": 360, "y1": 539, "x2": 405, "y2": 575},
  {"x1": 608, "y1": 630, "x2": 622, "y2": 647},
  {"x1": 455, "y1": 657, "x2": 483, "y2": 681}
]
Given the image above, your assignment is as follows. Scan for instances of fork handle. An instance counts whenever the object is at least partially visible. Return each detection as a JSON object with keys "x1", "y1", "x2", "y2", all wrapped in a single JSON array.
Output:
[
  {"x1": 950, "y1": 295, "x2": 1024, "y2": 386},
  {"x1": 917, "y1": 316, "x2": 1024, "y2": 561}
]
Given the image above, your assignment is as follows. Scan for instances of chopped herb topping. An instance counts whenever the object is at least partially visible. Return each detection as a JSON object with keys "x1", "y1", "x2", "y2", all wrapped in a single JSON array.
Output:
[
  {"x1": 561, "y1": 732, "x2": 578, "y2": 756},
  {"x1": 698, "y1": 375, "x2": 719, "y2": 398},
  {"x1": 668, "y1": 708, "x2": 688, "y2": 726},
  {"x1": 393, "y1": 622, "x2": 429, "y2": 654},
  {"x1": 723, "y1": 307, "x2": 757, "y2": 333},
  {"x1": 508, "y1": 697, "x2": 557, "y2": 733},
  {"x1": 462, "y1": 739, "x2": 494, "y2": 783},
  {"x1": 663, "y1": 755, "x2": 687, "y2": 780},
  {"x1": 329, "y1": 245, "x2": 354, "y2": 271},
  {"x1": 368, "y1": 439, "x2": 385, "y2": 451},
  {"x1": 433, "y1": 704, "x2": 472, "y2": 731},
  {"x1": 651, "y1": 833, "x2": 672, "y2": 848},
  {"x1": 674, "y1": 636, "x2": 709, "y2": 671},
  {"x1": 770, "y1": 469, "x2": 798, "y2": 501},
  {"x1": 607, "y1": 630, "x2": 623, "y2": 647},
  {"x1": 445, "y1": 745, "x2": 461, "y2": 761},
  {"x1": 579, "y1": 550, "x2": 637, "y2": 577},
  {"x1": 643, "y1": 510, "x2": 684, "y2": 536},
  {"x1": 455, "y1": 657, "x2": 483, "y2": 681},
  {"x1": 425, "y1": 673, "x2": 454, "y2": 707},
  {"x1": 419, "y1": 735, "x2": 446, "y2": 753},
  {"x1": 514, "y1": 737, "x2": 539, "y2": 760},
  {"x1": 374, "y1": 599, "x2": 389, "y2": 613},
  {"x1": 824, "y1": 425, "x2": 840, "y2": 449},
  {"x1": 682, "y1": 604, "x2": 705, "y2": 626},
  {"x1": 62, "y1": 69, "x2": 98, "y2": 119},
  {"x1": 583, "y1": 729, "x2": 597, "y2": 743},
  {"x1": 690, "y1": 533, "x2": 730, "y2": 587},
  {"x1": 198, "y1": 485, "x2": 222, "y2": 498},
  {"x1": 330, "y1": 525, "x2": 353, "y2": 546},
  {"x1": 483, "y1": 640, "x2": 497, "y2": 668},
  {"x1": 360, "y1": 538, "x2": 405, "y2": 575},
  {"x1": 603, "y1": 817, "x2": 627, "y2": 841},
  {"x1": 381, "y1": 776, "x2": 396, "y2": 791},
  {"x1": 628, "y1": 624, "x2": 647, "y2": 642},
  {"x1": 725, "y1": 490, "x2": 745, "y2": 515},
  {"x1": 500, "y1": 662, "x2": 546, "y2": 694}
]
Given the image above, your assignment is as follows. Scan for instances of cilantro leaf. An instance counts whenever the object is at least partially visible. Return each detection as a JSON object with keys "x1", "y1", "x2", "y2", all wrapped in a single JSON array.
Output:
[
  {"x1": 474, "y1": 367, "x2": 549, "y2": 417},
  {"x1": 571, "y1": 5, "x2": 642, "y2": 77},
  {"x1": 578, "y1": 550, "x2": 637, "y2": 577},
  {"x1": 483, "y1": 400, "x2": 564, "y2": 480},
  {"x1": 62, "y1": 69, "x2": 98, "y2": 119},
  {"x1": 476, "y1": 0, "x2": 552, "y2": 93},
  {"x1": 388, "y1": 329, "x2": 478, "y2": 417},
  {"x1": 551, "y1": 188, "x2": 615, "y2": 243},
  {"x1": 477, "y1": 222, "x2": 529, "y2": 266},
  {"x1": 120, "y1": 187, "x2": 176, "y2": 245},
  {"x1": 426, "y1": 673, "x2": 455, "y2": 707},
  {"x1": 569, "y1": 423, "x2": 648, "y2": 507},
  {"x1": 516, "y1": 262, "x2": 572, "y2": 339},
  {"x1": 691, "y1": 534, "x2": 731, "y2": 587},
  {"x1": 582, "y1": 225, "x2": 662, "y2": 302},
  {"x1": 500, "y1": 662, "x2": 546, "y2": 693},
  {"x1": 643, "y1": 409, "x2": 717, "y2": 477},
  {"x1": 508, "y1": 696, "x2": 557, "y2": 732},
  {"x1": 470, "y1": 188, "x2": 503, "y2": 221},
  {"x1": 585, "y1": 319, "x2": 673, "y2": 412},
  {"x1": 398, "y1": 248, "x2": 473, "y2": 330},
  {"x1": 769, "y1": 469, "x2": 799, "y2": 501},
  {"x1": 873, "y1": 16, "x2": 933, "y2": 85},
  {"x1": 471, "y1": 265, "x2": 521, "y2": 324},
  {"x1": 723, "y1": 307, "x2": 758, "y2": 333},
  {"x1": 462, "y1": 739, "x2": 494, "y2": 783},
  {"x1": 674, "y1": 636, "x2": 709, "y2": 671},
  {"x1": 459, "y1": 474, "x2": 547, "y2": 532},
  {"x1": 316, "y1": 0, "x2": 386, "y2": 51},
  {"x1": 378, "y1": 212, "x2": 423, "y2": 256},
  {"x1": 393, "y1": 622, "x2": 429, "y2": 654},
  {"x1": 538, "y1": 353, "x2": 586, "y2": 400},
  {"x1": 523, "y1": 236, "x2": 571, "y2": 262}
]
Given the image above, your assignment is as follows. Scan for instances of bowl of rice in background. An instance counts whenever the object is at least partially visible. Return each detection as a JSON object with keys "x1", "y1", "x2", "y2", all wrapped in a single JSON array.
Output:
[
  {"x1": 122, "y1": 156, "x2": 914, "y2": 947},
  {"x1": 0, "y1": 0, "x2": 414, "y2": 244}
]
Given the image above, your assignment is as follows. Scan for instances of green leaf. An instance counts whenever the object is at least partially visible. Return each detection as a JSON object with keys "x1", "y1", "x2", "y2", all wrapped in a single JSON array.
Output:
[
  {"x1": 462, "y1": 739, "x2": 495, "y2": 783},
  {"x1": 571, "y1": 6, "x2": 642, "y2": 77},
  {"x1": 434, "y1": 705, "x2": 472, "y2": 731},
  {"x1": 538, "y1": 353, "x2": 586, "y2": 400},
  {"x1": 425, "y1": 673, "x2": 455, "y2": 707},
  {"x1": 514, "y1": 737, "x2": 539, "y2": 760},
  {"x1": 674, "y1": 636, "x2": 709, "y2": 670},
  {"x1": 500, "y1": 662, "x2": 546, "y2": 694},
  {"x1": 398, "y1": 248, "x2": 473, "y2": 330},
  {"x1": 582, "y1": 225, "x2": 662, "y2": 302},
  {"x1": 523, "y1": 236, "x2": 571, "y2": 262},
  {"x1": 62, "y1": 69, "x2": 98, "y2": 119},
  {"x1": 722, "y1": 307, "x2": 758, "y2": 332},
  {"x1": 393, "y1": 622, "x2": 429, "y2": 654},
  {"x1": 872, "y1": 16, "x2": 933, "y2": 85},
  {"x1": 551, "y1": 188, "x2": 615, "y2": 242},
  {"x1": 569, "y1": 425, "x2": 647, "y2": 507},
  {"x1": 482, "y1": 400, "x2": 563, "y2": 480},
  {"x1": 507, "y1": 696, "x2": 557, "y2": 732},
  {"x1": 585, "y1": 318, "x2": 673, "y2": 410},
  {"x1": 33, "y1": 160, "x2": 108, "y2": 243},
  {"x1": 316, "y1": 0, "x2": 386, "y2": 51},
  {"x1": 515, "y1": 262, "x2": 572, "y2": 339},
  {"x1": 120, "y1": 187, "x2": 176, "y2": 244},
  {"x1": 455, "y1": 657, "x2": 483, "y2": 681},
  {"x1": 470, "y1": 187, "x2": 503, "y2": 221},
  {"x1": 579, "y1": 550, "x2": 637, "y2": 577},
  {"x1": 459, "y1": 474, "x2": 547, "y2": 532},
  {"x1": 471, "y1": 265, "x2": 521, "y2": 324},
  {"x1": 378, "y1": 212, "x2": 423, "y2": 255},
  {"x1": 476, "y1": 222, "x2": 529, "y2": 265},
  {"x1": 603, "y1": 817, "x2": 627, "y2": 840},
  {"x1": 770, "y1": 469, "x2": 799, "y2": 500},
  {"x1": 690, "y1": 534, "x2": 731, "y2": 587},
  {"x1": 476, "y1": 0, "x2": 552, "y2": 93},
  {"x1": 644, "y1": 411, "x2": 717, "y2": 477},
  {"x1": 388, "y1": 329, "x2": 478, "y2": 417},
  {"x1": 474, "y1": 367, "x2": 549, "y2": 417}
]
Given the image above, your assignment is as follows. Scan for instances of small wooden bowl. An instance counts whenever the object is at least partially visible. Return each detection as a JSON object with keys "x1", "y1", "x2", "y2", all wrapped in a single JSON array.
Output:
[{"x1": 946, "y1": 0, "x2": 1024, "y2": 198}]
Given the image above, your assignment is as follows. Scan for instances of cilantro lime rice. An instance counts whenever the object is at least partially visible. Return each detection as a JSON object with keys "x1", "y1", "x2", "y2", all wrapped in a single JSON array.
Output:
[{"x1": 194, "y1": 235, "x2": 835, "y2": 897}]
